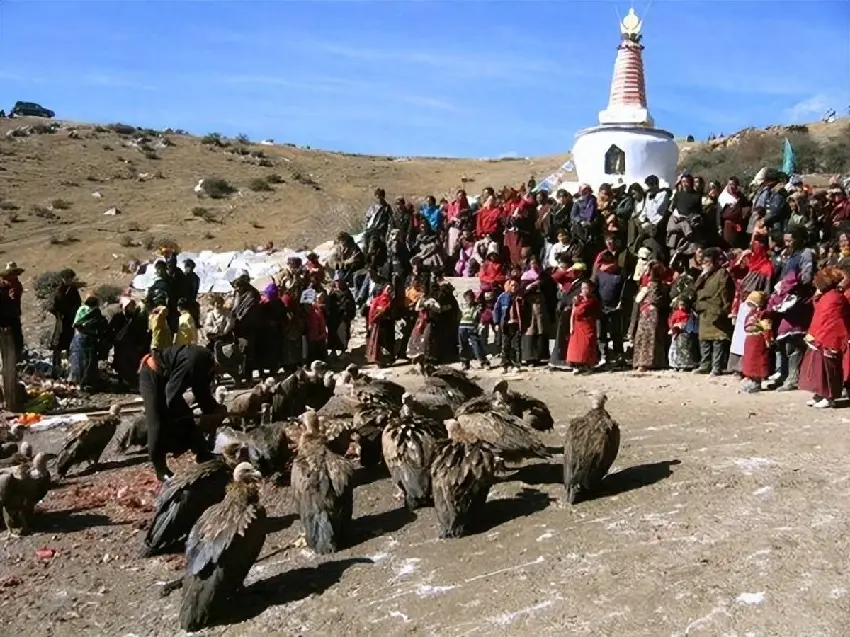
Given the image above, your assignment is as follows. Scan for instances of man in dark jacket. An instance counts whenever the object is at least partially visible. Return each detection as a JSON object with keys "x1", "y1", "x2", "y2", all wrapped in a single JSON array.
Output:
[
  {"x1": 139, "y1": 344, "x2": 225, "y2": 481},
  {"x1": 364, "y1": 187, "x2": 393, "y2": 246},
  {"x1": 755, "y1": 169, "x2": 790, "y2": 233},
  {"x1": 48, "y1": 269, "x2": 82, "y2": 379}
]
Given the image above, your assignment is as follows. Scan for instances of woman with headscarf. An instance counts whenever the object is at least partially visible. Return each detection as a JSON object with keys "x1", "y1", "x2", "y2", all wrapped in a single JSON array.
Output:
[
  {"x1": 632, "y1": 262, "x2": 670, "y2": 371},
  {"x1": 740, "y1": 291, "x2": 772, "y2": 393},
  {"x1": 549, "y1": 262, "x2": 589, "y2": 369},
  {"x1": 718, "y1": 177, "x2": 749, "y2": 249},
  {"x1": 257, "y1": 281, "x2": 286, "y2": 375},
  {"x1": 727, "y1": 235, "x2": 775, "y2": 373},
  {"x1": 108, "y1": 297, "x2": 149, "y2": 390},
  {"x1": 799, "y1": 267, "x2": 850, "y2": 408},
  {"x1": 519, "y1": 260, "x2": 550, "y2": 365},
  {"x1": 566, "y1": 279, "x2": 600, "y2": 373},
  {"x1": 446, "y1": 189, "x2": 470, "y2": 256},
  {"x1": 47, "y1": 268, "x2": 82, "y2": 379},
  {"x1": 503, "y1": 189, "x2": 537, "y2": 268},
  {"x1": 366, "y1": 284, "x2": 395, "y2": 367},
  {"x1": 69, "y1": 295, "x2": 108, "y2": 392}
]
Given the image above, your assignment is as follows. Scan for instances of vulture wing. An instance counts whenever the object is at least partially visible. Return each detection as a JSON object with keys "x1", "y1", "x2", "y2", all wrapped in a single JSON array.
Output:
[{"x1": 457, "y1": 411, "x2": 548, "y2": 458}]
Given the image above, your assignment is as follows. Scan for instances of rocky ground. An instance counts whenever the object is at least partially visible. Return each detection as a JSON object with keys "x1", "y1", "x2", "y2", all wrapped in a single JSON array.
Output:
[{"x1": 2, "y1": 363, "x2": 849, "y2": 637}]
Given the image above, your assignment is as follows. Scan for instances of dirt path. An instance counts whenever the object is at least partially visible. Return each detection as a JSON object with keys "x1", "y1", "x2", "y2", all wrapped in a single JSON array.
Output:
[{"x1": 2, "y1": 367, "x2": 849, "y2": 636}]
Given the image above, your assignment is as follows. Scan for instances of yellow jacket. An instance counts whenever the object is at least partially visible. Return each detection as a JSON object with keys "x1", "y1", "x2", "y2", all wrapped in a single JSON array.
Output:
[
  {"x1": 149, "y1": 307, "x2": 172, "y2": 351},
  {"x1": 173, "y1": 310, "x2": 198, "y2": 347}
]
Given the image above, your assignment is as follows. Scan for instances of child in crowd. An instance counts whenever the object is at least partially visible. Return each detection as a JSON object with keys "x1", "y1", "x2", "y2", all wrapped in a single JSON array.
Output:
[
  {"x1": 566, "y1": 279, "x2": 600, "y2": 374},
  {"x1": 740, "y1": 292, "x2": 772, "y2": 393},
  {"x1": 493, "y1": 279, "x2": 522, "y2": 373},
  {"x1": 148, "y1": 305, "x2": 172, "y2": 352},
  {"x1": 458, "y1": 289, "x2": 489, "y2": 370},
  {"x1": 668, "y1": 298, "x2": 698, "y2": 371},
  {"x1": 173, "y1": 298, "x2": 198, "y2": 346}
]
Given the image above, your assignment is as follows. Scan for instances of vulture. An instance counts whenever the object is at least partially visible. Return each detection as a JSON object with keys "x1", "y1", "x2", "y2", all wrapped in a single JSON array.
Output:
[
  {"x1": 179, "y1": 462, "x2": 266, "y2": 632},
  {"x1": 115, "y1": 414, "x2": 148, "y2": 454},
  {"x1": 0, "y1": 452, "x2": 51, "y2": 536},
  {"x1": 563, "y1": 392, "x2": 620, "y2": 505},
  {"x1": 215, "y1": 384, "x2": 269, "y2": 429},
  {"x1": 382, "y1": 414, "x2": 447, "y2": 511},
  {"x1": 267, "y1": 363, "x2": 334, "y2": 420},
  {"x1": 290, "y1": 409, "x2": 355, "y2": 554},
  {"x1": 216, "y1": 422, "x2": 294, "y2": 478},
  {"x1": 0, "y1": 423, "x2": 23, "y2": 445},
  {"x1": 56, "y1": 404, "x2": 122, "y2": 478},
  {"x1": 0, "y1": 441, "x2": 32, "y2": 469},
  {"x1": 446, "y1": 408, "x2": 547, "y2": 465},
  {"x1": 420, "y1": 365, "x2": 484, "y2": 407},
  {"x1": 492, "y1": 380, "x2": 554, "y2": 432},
  {"x1": 316, "y1": 393, "x2": 358, "y2": 419},
  {"x1": 143, "y1": 444, "x2": 246, "y2": 557},
  {"x1": 430, "y1": 437, "x2": 496, "y2": 539},
  {"x1": 340, "y1": 364, "x2": 405, "y2": 407},
  {"x1": 352, "y1": 402, "x2": 397, "y2": 468},
  {"x1": 401, "y1": 392, "x2": 455, "y2": 423}
]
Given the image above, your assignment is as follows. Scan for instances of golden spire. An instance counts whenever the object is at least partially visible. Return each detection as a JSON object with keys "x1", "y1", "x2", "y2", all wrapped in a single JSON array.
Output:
[{"x1": 620, "y1": 7, "x2": 643, "y2": 39}]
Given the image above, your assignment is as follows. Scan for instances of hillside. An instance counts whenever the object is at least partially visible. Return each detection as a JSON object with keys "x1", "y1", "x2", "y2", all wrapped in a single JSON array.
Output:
[{"x1": 0, "y1": 116, "x2": 847, "y2": 305}]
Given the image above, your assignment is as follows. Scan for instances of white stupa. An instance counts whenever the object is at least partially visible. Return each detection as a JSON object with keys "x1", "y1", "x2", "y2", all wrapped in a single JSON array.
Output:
[{"x1": 571, "y1": 8, "x2": 678, "y2": 190}]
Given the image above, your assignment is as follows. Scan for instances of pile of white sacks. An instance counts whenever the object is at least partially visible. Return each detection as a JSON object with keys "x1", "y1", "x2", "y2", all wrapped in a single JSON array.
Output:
[{"x1": 130, "y1": 234, "x2": 364, "y2": 294}]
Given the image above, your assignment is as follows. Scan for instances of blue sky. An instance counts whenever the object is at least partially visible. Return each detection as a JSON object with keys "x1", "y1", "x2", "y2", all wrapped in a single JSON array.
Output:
[{"x1": 0, "y1": 0, "x2": 848, "y2": 157}]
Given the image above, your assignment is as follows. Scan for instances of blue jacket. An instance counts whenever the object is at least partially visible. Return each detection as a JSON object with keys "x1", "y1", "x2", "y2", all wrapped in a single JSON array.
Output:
[{"x1": 492, "y1": 291, "x2": 514, "y2": 326}]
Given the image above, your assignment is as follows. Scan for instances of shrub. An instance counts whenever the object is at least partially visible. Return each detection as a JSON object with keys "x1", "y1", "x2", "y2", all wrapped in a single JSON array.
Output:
[
  {"x1": 141, "y1": 233, "x2": 180, "y2": 253},
  {"x1": 292, "y1": 171, "x2": 320, "y2": 189},
  {"x1": 201, "y1": 177, "x2": 237, "y2": 199},
  {"x1": 265, "y1": 173, "x2": 285, "y2": 184},
  {"x1": 248, "y1": 177, "x2": 273, "y2": 192},
  {"x1": 48, "y1": 233, "x2": 78, "y2": 245},
  {"x1": 126, "y1": 221, "x2": 142, "y2": 232},
  {"x1": 30, "y1": 123, "x2": 56, "y2": 135},
  {"x1": 192, "y1": 206, "x2": 218, "y2": 223},
  {"x1": 59, "y1": 180, "x2": 80, "y2": 187},
  {"x1": 93, "y1": 125, "x2": 108, "y2": 133},
  {"x1": 249, "y1": 149, "x2": 265, "y2": 159},
  {"x1": 94, "y1": 284, "x2": 123, "y2": 304},
  {"x1": 50, "y1": 198, "x2": 72, "y2": 210},
  {"x1": 34, "y1": 270, "x2": 65, "y2": 300},
  {"x1": 0, "y1": 201, "x2": 19, "y2": 211},
  {"x1": 118, "y1": 235, "x2": 135, "y2": 248},
  {"x1": 109, "y1": 123, "x2": 138, "y2": 135},
  {"x1": 144, "y1": 150, "x2": 160, "y2": 160},
  {"x1": 236, "y1": 132, "x2": 250, "y2": 144},
  {"x1": 257, "y1": 158, "x2": 274, "y2": 168},
  {"x1": 31, "y1": 205, "x2": 58, "y2": 220},
  {"x1": 201, "y1": 132, "x2": 228, "y2": 147}
]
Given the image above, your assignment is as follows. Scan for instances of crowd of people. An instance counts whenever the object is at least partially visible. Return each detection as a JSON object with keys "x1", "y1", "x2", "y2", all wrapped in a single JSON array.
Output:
[{"x1": 4, "y1": 168, "x2": 850, "y2": 410}]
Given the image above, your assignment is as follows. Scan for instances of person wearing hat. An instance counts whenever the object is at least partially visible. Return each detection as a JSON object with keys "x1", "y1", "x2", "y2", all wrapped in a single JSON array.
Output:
[
  {"x1": 182, "y1": 258, "x2": 201, "y2": 326},
  {"x1": 145, "y1": 260, "x2": 173, "y2": 317},
  {"x1": 46, "y1": 269, "x2": 83, "y2": 379},
  {"x1": 107, "y1": 296, "x2": 148, "y2": 389},
  {"x1": 693, "y1": 247, "x2": 735, "y2": 375},
  {"x1": 0, "y1": 262, "x2": 25, "y2": 357},
  {"x1": 229, "y1": 272, "x2": 261, "y2": 386},
  {"x1": 750, "y1": 168, "x2": 789, "y2": 233}
]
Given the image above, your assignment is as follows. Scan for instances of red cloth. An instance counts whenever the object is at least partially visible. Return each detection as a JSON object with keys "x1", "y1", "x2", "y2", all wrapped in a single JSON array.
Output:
[
  {"x1": 476, "y1": 206, "x2": 503, "y2": 238},
  {"x1": 551, "y1": 268, "x2": 574, "y2": 291},
  {"x1": 446, "y1": 195, "x2": 469, "y2": 223},
  {"x1": 668, "y1": 307, "x2": 690, "y2": 331},
  {"x1": 304, "y1": 304, "x2": 327, "y2": 342},
  {"x1": 566, "y1": 295, "x2": 599, "y2": 366},
  {"x1": 800, "y1": 347, "x2": 844, "y2": 399},
  {"x1": 742, "y1": 333, "x2": 771, "y2": 380},
  {"x1": 367, "y1": 288, "x2": 392, "y2": 328},
  {"x1": 478, "y1": 260, "x2": 506, "y2": 288},
  {"x1": 808, "y1": 289, "x2": 850, "y2": 352}
]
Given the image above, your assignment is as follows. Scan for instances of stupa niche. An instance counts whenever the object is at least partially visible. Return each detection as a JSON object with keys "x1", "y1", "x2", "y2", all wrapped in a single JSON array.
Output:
[{"x1": 571, "y1": 8, "x2": 678, "y2": 190}]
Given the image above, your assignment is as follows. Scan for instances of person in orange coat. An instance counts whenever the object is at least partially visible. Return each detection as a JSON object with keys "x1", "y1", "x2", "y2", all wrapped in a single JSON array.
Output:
[
  {"x1": 566, "y1": 280, "x2": 600, "y2": 374},
  {"x1": 799, "y1": 267, "x2": 850, "y2": 408}
]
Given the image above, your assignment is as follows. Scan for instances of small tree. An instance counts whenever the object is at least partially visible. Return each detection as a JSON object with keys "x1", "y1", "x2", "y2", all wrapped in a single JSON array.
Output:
[
  {"x1": 202, "y1": 177, "x2": 237, "y2": 199},
  {"x1": 236, "y1": 132, "x2": 250, "y2": 144},
  {"x1": 248, "y1": 178, "x2": 273, "y2": 192}
]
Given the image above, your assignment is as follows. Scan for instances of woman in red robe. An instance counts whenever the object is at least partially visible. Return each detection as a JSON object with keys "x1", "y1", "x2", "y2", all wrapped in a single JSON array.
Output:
[
  {"x1": 799, "y1": 267, "x2": 850, "y2": 408},
  {"x1": 740, "y1": 292, "x2": 771, "y2": 393},
  {"x1": 566, "y1": 280, "x2": 600, "y2": 373},
  {"x1": 366, "y1": 285, "x2": 395, "y2": 367},
  {"x1": 475, "y1": 195, "x2": 503, "y2": 240}
]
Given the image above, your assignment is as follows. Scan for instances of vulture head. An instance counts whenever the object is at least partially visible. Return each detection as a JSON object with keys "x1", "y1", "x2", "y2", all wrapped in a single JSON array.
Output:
[
  {"x1": 31, "y1": 452, "x2": 49, "y2": 477},
  {"x1": 19, "y1": 441, "x2": 33, "y2": 459},
  {"x1": 590, "y1": 391, "x2": 608, "y2": 410},
  {"x1": 443, "y1": 418, "x2": 460, "y2": 439},
  {"x1": 221, "y1": 441, "x2": 249, "y2": 464},
  {"x1": 493, "y1": 380, "x2": 509, "y2": 399},
  {"x1": 8, "y1": 424, "x2": 23, "y2": 442},
  {"x1": 108, "y1": 404, "x2": 122, "y2": 417},
  {"x1": 323, "y1": 371, "x2": 336, "y2": 390},
  {"x1": 339, "y1": 364, "x2": 359, "y2": 385},
  {"x1": 232, "y1": 462, "x2": 263, "y2": 484},
  {"x1": 308, "y1": 360, "x2": 328, "y2": 379},
  {"x1": 214, "y1": 386, "x2": 229, "y2": 405},
  {"x1": 300, "y1": 408, "x2": 321, "y2": 436},
  {"x1": 259, "y1": 403, "x2": 272, "y2": 425}
]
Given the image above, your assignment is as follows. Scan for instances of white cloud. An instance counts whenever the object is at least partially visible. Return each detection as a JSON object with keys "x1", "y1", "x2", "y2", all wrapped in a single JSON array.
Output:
[{"x1": 784, "y1": 94, "x2": 835, "y2": 123}]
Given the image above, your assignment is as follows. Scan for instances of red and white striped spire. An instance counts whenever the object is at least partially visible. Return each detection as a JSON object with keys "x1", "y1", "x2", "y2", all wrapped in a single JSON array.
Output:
[{"x1": 598, "y1": 8, "x2": 654, "y2": 127}]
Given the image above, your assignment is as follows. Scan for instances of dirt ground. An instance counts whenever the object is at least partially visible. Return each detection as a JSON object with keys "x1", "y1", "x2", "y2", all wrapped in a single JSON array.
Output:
[{"x1": 2, "y1": 363, "x2": 849, "y2": 637}]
